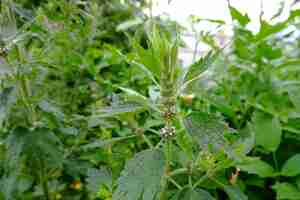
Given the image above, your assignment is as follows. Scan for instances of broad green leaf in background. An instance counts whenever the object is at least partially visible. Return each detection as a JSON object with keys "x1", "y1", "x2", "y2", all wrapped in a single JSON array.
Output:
[
  {"x1": 176, "y1": 187, "x2": 216, "y2": 200},
  {"x1": 81, "y1": 135, "x2": 137, "y2": 151},
  {"x1": 273, "y1": 182, "x2": 300, "y2": 200},
  {"x1": 287, "y1": 85, "x2": 300, "y2": 113},
  {"x1": 183, "y1": 111, "x2": 228, "y2": 151},
  {"x1": 86, "y1": 168, "x2": 112, "y2": 195},
  {"x1": 224, "y1": 185, "x2": 248, "y2": 200},
  {"x1": 0, "y1": 173, "x2": 18, "y2": 200},
  {"x1": 237, "y1": 158, "x2": 275, "y2": 178},
  {"x1": 113, "y1": 149, "x2": 165, "y2": 200},
  {"x1": 230, "y1": 125, "x2": 255, "y2": 157},
  {"x1": 252, "y1": 111, "x2": 282, "y2": 152},
  {"x1": 281, "y1": 154, "x2": 300, "y2": 177}
]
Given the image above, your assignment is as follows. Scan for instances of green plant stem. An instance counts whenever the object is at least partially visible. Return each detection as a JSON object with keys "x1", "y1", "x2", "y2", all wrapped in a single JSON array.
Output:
[
  {"x1": 167, "y1": 176, "x2": 182, "y2": 190},
  {"x1": 188, "y1": 174, "x2": 193, "y2": 187},
  {"x1": 159, "y1": 140, "x2": 172, "y2": 200},
  {"x1": 159, "y1": 170, "x2": 169, "y2": 200},
  {"x1": 16, "y1": 46, "x2": 37, "y2": 126},
  {"x1": 166, "y1": 140, "x2": 172, "y2": 166},
  {"x1": 210, "y1": 177, "x2": 226, "y2": 187},
  {"x1": 142, "y1": 134, "x2": 154, "y2": 148},
  {"x1": 192, "y1": 174, "x2": 208, "y2": 189},
  {"x1": 169, "y1": 168, "x2": 189, "y2": 176},
  {"x1": 273, "y1": 152, "x2": 279, "y2": 171},
  {"x1": 192, "y1": 40, "x2": 199, "y2": 62},
  {"x1": 39, "y1": 158, "x2": 51, "y2": 200},
  {"x1": 282, "y1": 126, "x2": 300, "y2": 135}
]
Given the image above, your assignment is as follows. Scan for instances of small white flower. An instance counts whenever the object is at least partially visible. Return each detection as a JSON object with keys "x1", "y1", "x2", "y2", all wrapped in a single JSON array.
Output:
[{"x1": 160, "y1": 126, "x2": 176, "y2": 137}]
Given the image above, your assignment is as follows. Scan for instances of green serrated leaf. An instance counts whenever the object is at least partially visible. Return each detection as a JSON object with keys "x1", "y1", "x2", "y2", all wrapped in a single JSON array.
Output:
[
  {"x1": 183, "y1": 111, "x2": 228, "y2": 151},
  {"x1": 183, "y1": 50, "x2": 218, "y2": 84},
  {"x1": 229, "y1": 6, "x2": 250, "y2": 26},
  {"x1": 252, "y1": 111, "x2": 282, "y2": 152},
  {"x1": 119, "y1": 87, "x2": 158, "y2": 111},
  {"x1": 281, "y1": 154, "x2": 300, "y2": 177},
  {"x1": 113, "y1": 149, "x2": 165, "y2": 200},
  {"x1": 6, "y1": 127, "x2": 63, "y2": 169},
  {"x1": 256, "y1": 20, "x2": 286, "y2": 41},
  {"x1": 95, "y1": 102, "x2": 144, "y2": 117}
]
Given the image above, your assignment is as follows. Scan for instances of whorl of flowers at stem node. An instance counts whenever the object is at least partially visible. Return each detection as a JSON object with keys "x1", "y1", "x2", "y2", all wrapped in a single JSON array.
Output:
[{"x1": 160, "y1": 125, "x2": 176, "y2": 138}]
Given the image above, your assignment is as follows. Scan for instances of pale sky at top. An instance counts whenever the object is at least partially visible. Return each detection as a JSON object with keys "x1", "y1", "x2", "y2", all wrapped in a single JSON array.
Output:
[
  {"x1": 150, "y1": 0, "x2": 298, "y2": 65},
  {"x1": 152, "y1": 0, "x2": 296, "y2": 32}
]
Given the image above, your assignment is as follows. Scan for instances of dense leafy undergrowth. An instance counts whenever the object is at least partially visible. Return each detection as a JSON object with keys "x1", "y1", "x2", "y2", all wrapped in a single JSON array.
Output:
[{"x1": 1, "y1": 0, "x2": 300, "y2": 199}]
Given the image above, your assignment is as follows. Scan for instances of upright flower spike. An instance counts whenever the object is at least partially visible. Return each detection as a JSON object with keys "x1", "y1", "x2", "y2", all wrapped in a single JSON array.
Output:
[{"x1": 147, "y1": 26, "x2": 180, "y2": 137}]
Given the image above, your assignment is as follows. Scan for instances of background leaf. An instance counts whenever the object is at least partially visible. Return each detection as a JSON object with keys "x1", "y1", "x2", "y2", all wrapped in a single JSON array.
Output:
[
  {"x1": 273, "y1": 182, "x2": 300, "y2": 200},
  {"x1": 224, "y1": 185, "x2": 248, "y2": 200},
  {"x1": 281, "y1": 154, "x2": 300, "y2": 177},
  {"x1": 252, "y1": 111, "x2": 282, "y2": 152},
  {"x1": 237, "y1": 158, "x2": 275, "y2": 178},
  {"x1": 177, "y1": 187, "x2": 216, "y2": 200},
  {"x1": 86, "y1": 168, "x2": 112, "y2": 195}
]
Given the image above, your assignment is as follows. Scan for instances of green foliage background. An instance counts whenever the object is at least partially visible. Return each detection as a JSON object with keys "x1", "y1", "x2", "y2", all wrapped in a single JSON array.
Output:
[{"x1": 1, "y1": 0, "x2": 300, "y2": 200}]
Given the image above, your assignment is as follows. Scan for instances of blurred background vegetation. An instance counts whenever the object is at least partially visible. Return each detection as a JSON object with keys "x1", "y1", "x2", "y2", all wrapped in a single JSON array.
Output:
[{"x1": 1, "y1": 0, "x2": 300, "y2": 200}]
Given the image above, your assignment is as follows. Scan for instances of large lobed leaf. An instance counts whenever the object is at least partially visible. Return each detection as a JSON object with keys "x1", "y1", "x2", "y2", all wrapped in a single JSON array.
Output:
[
  {"x1": 113, "y1": 149, "x2": 165, "y2": 200},
  {"x1": 6, "y1": 127, "x2": 63, "y2": 169},
  {"x1": 183, "y1": 111, "x2": 229, "y2": 151}
]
